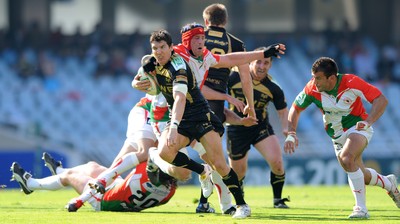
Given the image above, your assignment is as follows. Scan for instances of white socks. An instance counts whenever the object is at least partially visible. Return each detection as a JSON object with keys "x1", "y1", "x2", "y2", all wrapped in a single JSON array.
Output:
[
  {"x1": 27, "y1": 175, "x2": 64, "y2": 190},
  {"x1": 366, "y1": 168, "x2": 392, "y2": 191},
  {"x1": 211, "y1": 170, "x2": 233, "y2": 212},
  {"x1": 149, "y1": 147, "x2": 175, "y2": 176},
  {"x1": 55, "y1": 167, "x2": 65, "y2": 174},
  {"x1": 96, "y1": 152, "x2": 139, "y2": 186},
  {"x1": 347, "y1": 168, "x2": 367, "y2": 211}
]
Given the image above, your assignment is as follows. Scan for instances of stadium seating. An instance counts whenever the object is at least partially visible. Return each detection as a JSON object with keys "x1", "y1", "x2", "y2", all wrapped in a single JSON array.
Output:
[{"x1": 0, "y1": 41, "x2": 399, "y2": 167}]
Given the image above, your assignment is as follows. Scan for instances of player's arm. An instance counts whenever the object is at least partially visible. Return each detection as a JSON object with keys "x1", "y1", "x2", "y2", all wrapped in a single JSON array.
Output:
[
  {"x1": 276, "y1": 107, "x2": 289, "y2": 136},
  {"x1": 168, "y1": 71, "x2": 188, "y2": 147},
  {"x1": 284, "y1": 105, "x2": 301, "y2": 154},
  {"x1": 201, "y1": 85, "x2": 245, "y2": 112},
  {"x1": 213, "y1": 43, "x2": 286, "y2": 68},
  {"x1": 356, "y1": 94, "x2": 388, "y2": 130},
  {"x1": 224, "y1": 108, "x2": 257, "y2": 127},
  {"x1": 237, "y1": 64, "x2": 255, "y2": 117},
  {"x1": 132, "y1": 72, "x2": 151, "y2": 92}
]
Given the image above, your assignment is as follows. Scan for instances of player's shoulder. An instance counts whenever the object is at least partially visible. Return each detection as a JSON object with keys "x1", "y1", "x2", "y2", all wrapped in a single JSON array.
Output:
[
  {"x1": 227, "y1": 32, "x2": 246, "y2": 52},
  {"x1": 267, "y1": 75, "x2": 283, "y2": 89},
  {"x1": 304, "y1": 79, "x2": 318, "y2": 95},
  {"x1": 170, "y1": 54, "x2": 187, "y2": 71},
  {"x1": 228, "y1": 68, "x2": 241, "y2": 83},
  {"x1": 338, "y1": 73, "x2": 367, "y2": 88},
  {"x1": 227, "y1": 32, "x2": 244, "y2": 44}
]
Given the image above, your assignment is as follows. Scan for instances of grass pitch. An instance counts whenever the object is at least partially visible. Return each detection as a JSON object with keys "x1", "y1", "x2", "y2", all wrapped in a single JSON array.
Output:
[{"x1": 0, "y1": 185, "x2": 398, "y2": 224}]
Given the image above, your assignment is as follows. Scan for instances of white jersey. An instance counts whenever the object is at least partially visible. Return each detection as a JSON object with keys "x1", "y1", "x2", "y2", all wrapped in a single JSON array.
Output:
[{"x1": 173, "y1": 44, "x2": 220, "y2": 89}]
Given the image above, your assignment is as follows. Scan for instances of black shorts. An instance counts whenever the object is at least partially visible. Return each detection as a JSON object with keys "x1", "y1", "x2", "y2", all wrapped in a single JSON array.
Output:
[
  {"x1": 172, "y1": 111, "x2": 224, "y2": 144},
  {"x1": 227, "y1": 121, "x2": 275, "y2": 160},
  {"x1": 207, "y1": 100, "x2": 226, "y2": 123}
]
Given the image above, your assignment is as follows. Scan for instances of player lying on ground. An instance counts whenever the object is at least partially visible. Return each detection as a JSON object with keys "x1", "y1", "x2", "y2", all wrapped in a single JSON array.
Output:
[
  {"x1": 11, "y1": 152, "x2": 184, "y2": 212},
  {"x1": 87, "y1": 93, "x2": 237, "y2": 214}
]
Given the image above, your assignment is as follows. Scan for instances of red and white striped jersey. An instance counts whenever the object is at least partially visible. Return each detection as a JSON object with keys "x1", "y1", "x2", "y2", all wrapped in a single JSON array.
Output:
[
  {"x1": 173, "y1": 44, "x2": 220, "y2": 89},
  {"x1": 100, "y1": 162, "x2": 176, "y2": 211},
  {"x1": 293, "y1": 74, "x2": 382, "y2": 139}
]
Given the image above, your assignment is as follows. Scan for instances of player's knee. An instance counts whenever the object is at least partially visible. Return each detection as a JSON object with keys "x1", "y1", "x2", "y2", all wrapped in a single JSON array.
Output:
[
  {"x1": 86, "y1": 161, "x2": 100, "y2": 168},
  {"x1": 175, "y1": 169, "x2": 191, "y2": 181},
  {"x1": 338, "y1": 153, "x2": 354, "y2": 170},
  {"x1": 270, "y1": 160, "x2": 284, "y2": 173},
  {"x1": 210, "y1": 160, "x2": 230, "y2": 175}
]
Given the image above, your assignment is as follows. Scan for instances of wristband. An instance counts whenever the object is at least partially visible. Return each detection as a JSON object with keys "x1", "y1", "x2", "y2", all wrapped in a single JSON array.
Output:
[
  {"x1": 287, "y1": 131, "x2": 296, "y2": 136},
  {"x1": 170, "y1": 120, "x2": 180, "y2": 129},
  {"x1": 285, "y1": 135, "x2": 296, "y2": 143}
]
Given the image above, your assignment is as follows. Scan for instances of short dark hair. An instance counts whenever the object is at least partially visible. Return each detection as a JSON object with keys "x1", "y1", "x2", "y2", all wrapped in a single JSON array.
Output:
[
  {"x1": 150, "y1": 29, "x2": 172, "y2": 46},
  {"x1": 203, "y1": 3, "x2": 227, "y2": 26},
  {"x1": 311, "y1": 57, "x2": 338, "y2": 77}
]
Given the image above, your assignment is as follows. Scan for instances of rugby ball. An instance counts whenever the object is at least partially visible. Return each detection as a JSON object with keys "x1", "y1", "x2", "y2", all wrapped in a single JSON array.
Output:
[{"x1": 136, "y1": 66, "x2": 160, "y2": 96}]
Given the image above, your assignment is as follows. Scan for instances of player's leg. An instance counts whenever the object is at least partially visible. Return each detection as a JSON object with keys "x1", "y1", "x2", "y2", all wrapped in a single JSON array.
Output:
[
  {"x1": 10, "y1": 161, "x2": 105, "y2": 194},
  {"x1": 199, "y1": 131, "x2": 251, "y2": 218},
  {"x1": 42, "y1": 152, "x2": 64, "y2": 175},
  {"x1": 337, "y1": 133, "x2": 370, "y2": 218},
  {"x1": 157, "y1": 124, "x2": 214, "y2": 202},
  {"x1": 157, "y1": 127, "x2": 207, "y2": 175},
  {"x1": 193, "y1": 142, "x2": 235, "y2": 214},
  {"x1": 112, "y1": 105, "x2": 157, "y2": 166},
  {"x1": 64, "y1": 162, "x2": 107, "y2": 212},
  {"x1": 226, "y1": 124, "x2": 254, "y2": 197},
  {"x1": 91, "y1": 105, "x2": 157, "y2": 192},
  {"x1": 10, "y1": 162, "x2": 64, "y2": 194},
  {"x1": 254, "y1": 135, "x2": 289, "y2": 208},
  {"x1": 92, "y1": 140, "x2": 152, "y2": 193},
  {"x1": 344, "y1": 128, "x2": 400, "y2": 208},
  {"x1": 191, "y1": 141, "x2": 215, "y2": 213},
  {"x1": 148, "y1": 147, "x2": 191, "y2": 181},
  {"x1": 59, "y1": 161, "x2": 106, "y2": 193},
  {"x1": 228, "y1": 154, "x2": 248, "y2": 194}
]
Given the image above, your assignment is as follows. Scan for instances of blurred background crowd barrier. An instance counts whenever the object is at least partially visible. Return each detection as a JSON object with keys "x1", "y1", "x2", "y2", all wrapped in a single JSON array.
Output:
[{"x1": 1, "y1": 0, "x2": 399, "y2": 187}]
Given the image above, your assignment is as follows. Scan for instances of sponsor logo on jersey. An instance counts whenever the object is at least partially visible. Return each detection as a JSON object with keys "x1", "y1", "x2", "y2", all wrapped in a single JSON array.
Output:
[
  {"x1": 208, "y1": 30, "x2": 224, "y2": 38},
  {"x1": 171, "y1": 55, "x2": 186, "y2": 71}
]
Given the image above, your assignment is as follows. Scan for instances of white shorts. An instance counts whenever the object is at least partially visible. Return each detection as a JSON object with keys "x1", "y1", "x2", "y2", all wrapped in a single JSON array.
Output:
[
  {"x1": 332, "y1": 125, "x2": 374, "y2": 156},
  {"x1": 151, "y1": 121, "x2": 167, "y2": 140},
  {"x1": 125, "y1": 106, "x2": 157, "y2": 147},
  {"x1": 86, "y1": 177, "x2": 123, "y2": 211}
]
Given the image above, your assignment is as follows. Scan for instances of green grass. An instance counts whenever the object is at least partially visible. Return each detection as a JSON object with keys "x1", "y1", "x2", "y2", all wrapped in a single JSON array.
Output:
[{"x1": 0, "y1": 185, "x2": 398, "y2": 224}]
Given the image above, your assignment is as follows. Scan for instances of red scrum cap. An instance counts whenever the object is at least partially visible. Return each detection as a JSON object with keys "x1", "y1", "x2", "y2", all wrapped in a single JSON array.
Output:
[{"x1": 181, "y1": 23, "x2": 205, "y2": 50}]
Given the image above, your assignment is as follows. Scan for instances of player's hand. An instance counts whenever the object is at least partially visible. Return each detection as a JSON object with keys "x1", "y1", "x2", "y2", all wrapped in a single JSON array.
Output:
[
  {"x1": 132, "y1": 74, "x2": 151, "y2": 91},
  {"x1": 284, "y1": 131, "x2": 298, "y2": 155},
  {"x1": 263, "y1": 43, "x2": 286, "y2": 59},
  {"x1": 243, "y1": 104, "x2": 256, "y2": 118},
  {"x1": 142, "y1": 56, "x2": 157, "y2": 73},
  {"x1": 227, "y1": 96, "x2": 245, "y2": 113},
  {"x1": 167, "y1": 127, "x2": 178, "y2": 147},
  {"x1": 355, "y1": 121, "x2": 369, "y2": 131},
  {"x1": 240, "y1": 116, "x2": 258, "y2": 127}
]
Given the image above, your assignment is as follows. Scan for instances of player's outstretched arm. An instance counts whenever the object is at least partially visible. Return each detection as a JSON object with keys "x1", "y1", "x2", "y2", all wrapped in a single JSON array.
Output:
[
  {"x1": 284, "y1": 106, "x2": 301, "y2": 155},
  {"x1": 215, "y1": 43, "x2": 286, "y2": 68}
]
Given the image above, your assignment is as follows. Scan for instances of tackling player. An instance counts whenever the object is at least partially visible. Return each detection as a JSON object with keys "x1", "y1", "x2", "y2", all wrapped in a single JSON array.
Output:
[
  {"x1": 142, "y1": 29, "x2": 252, "y2": 218},
  {"x1": 11, "y1": 152, "x2": 181, "y2": 212}
]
